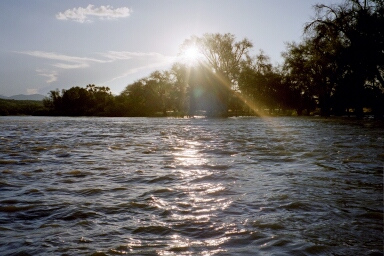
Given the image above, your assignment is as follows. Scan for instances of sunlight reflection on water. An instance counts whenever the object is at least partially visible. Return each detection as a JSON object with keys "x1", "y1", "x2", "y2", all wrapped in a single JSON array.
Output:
[
  {"x1": 164, "y1": 135, "x2": 238, "y2": 254},
  {"x1": 173, "y1": 141, "x2": 207, "y2": 167}
]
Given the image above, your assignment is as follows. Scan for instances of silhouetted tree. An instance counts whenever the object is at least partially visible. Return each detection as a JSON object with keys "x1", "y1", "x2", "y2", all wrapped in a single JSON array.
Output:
[
  {"x1": 61, "y1": 87, "x2": 91, "y2": 115},
  {"x1": 181, "y1": 33, "x2": 253, "y2": 116},
  {"x1": 43, "y1": 89, "x2": 63, "y2": 115},
  {"x1": 170, "y1": 63, "x2": 190, "y2": 114},
  {"x1": 44, "y1": 85, "x2": 114, "y2": 116},
  {"x1": 119, "y1": 71, "x2": 176, "y2": 116},
  {"x1": 282, "y1": 40, "x2": 337, "y2": 116},
  {"x1": 238, "y1": 51, "x2": 289, "y2": 115},
  {"x1": 304, "y1": 0, "x2": 384, "y2": 117}
]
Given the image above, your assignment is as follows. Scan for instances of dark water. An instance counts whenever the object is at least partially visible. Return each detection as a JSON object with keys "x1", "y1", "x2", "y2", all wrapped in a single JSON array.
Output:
[{"x1": 0, "y1": 116, "x2": 383, "y2": 256}]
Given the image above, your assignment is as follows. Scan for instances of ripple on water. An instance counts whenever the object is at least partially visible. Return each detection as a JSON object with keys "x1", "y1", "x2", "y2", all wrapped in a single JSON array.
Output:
[{"x1": 0, "y1": 116, "x2": 383, "y2": 255}]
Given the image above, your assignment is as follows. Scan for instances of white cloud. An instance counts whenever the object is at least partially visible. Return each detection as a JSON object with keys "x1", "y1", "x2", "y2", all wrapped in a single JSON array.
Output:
[
  {"x1": 17, "y1": 50, "x2": 176, "y2": 90},
  {"x1": 56, "y1": 4, "x2": 131, "y2": 23},
  {"x1": 18, "y1": 51, "x2": 108, "y2": 69},
  {"x1": 36, "y1": 69, "x2": 58, "y2": 83},
  {"x1": 18, "y1": 50, "x2": 174, "y2": 70},
  {"x1": 100, "y1": 51, "x2": 165, "y2": 60},
  {"x1": 52, "y1": 63, "x2": 89, "y2": 69}
]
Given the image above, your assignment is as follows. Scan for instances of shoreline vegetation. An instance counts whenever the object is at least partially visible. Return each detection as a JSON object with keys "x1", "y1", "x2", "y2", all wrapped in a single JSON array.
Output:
[
  {"x1": 2, "y1": 0, "x2": 383, "y2": 119},
  {"x1": 0, "y1": 96, "x2": 380, "y2": 120}
]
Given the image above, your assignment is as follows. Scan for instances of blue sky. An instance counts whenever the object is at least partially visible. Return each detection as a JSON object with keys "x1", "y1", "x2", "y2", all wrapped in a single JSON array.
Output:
[{"x1": 0, "y1": 0, "x2": 343, "y2": 97}]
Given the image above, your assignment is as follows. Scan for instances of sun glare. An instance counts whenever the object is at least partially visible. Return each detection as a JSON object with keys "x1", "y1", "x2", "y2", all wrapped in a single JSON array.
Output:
[{"x1": 182, "y1": 46, "x2": 201, "y2": 65}]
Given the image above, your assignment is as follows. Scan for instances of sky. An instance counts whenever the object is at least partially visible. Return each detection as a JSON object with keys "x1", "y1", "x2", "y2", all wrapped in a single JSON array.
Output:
[{"x1": 0, "y1": 0, "x2": 344, "y2": 97}]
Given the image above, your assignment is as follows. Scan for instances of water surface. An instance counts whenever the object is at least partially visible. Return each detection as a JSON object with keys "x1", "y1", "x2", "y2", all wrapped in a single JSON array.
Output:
[{"x1": 0, "y1": 116, "x2": 383, "y2": 255}]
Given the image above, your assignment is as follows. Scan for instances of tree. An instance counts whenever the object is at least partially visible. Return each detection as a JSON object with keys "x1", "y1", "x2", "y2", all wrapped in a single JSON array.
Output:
[
  {"x1": 238, "y1": 51, "x2": 289, "y2": 115},
  {"x1": 170, "y1": 62, "x2": 190, "y2": 115},
  {"x1": 238, "y1": 52, "x2": 270, "y2": 114},
  {"x1": 44, "y1": 85, "x2": 114, "y2": 116},
  {"x1": 282, "y1": 40, "x2": 338, "y2": 116},
  {"x1": 304, "y1": 0, "x2": 384, "y2": 117},
  {"x1": 61, "y1": 87, "x2": 90, "y2": 116},
  {"x1": 119, "y1": 71, "x2": 176, "y2": 116},
  {"x1": 181, "y1": 33, "x2": 253, "y2": 116},
  {"x1": 86, "y1": 84, "x2": 114, "y2": 115},
  {"x1": 43, "y1": 89, "x2": 62, "y2": 114},
  {"x1": 197, "y1": 33, "x2": 253, "y2": 87},
  {"x1": 145, "y1": 71, "x2": 173, "y2": 115}
]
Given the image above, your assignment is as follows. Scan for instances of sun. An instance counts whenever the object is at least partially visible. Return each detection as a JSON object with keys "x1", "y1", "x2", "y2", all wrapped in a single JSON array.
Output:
[
  {"x1": 181, "y1": 46, "x2": 201, "y2": 65},
  {"x1": 185, "y1": 47, "x2": 199, "y2": 60}
]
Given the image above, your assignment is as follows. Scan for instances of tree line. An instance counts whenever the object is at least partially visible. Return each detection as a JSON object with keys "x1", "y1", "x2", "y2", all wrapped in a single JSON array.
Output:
[
  {"x1": 11, "y1": 0, "x2": 383, "y2": 118},
  {"x1": 0, "y1": 98, "x2": 45, "y2": 116}
]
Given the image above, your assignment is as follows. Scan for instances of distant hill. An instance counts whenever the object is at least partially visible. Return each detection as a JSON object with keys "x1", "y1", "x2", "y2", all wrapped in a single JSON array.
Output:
[{"x1": 0, "y1": 94, "x2": 45, "y2": 101}]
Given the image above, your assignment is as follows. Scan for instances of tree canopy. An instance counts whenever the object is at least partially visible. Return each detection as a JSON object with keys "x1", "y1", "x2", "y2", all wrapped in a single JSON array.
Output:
[{"x1": 283, "y1": 0, "x2": 384, "y2": 117}]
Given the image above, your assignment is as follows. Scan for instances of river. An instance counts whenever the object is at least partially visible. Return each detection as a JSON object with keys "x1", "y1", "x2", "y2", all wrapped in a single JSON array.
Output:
[{"x1": 0, "y1": 116, "x2": 383, "y2": 255}]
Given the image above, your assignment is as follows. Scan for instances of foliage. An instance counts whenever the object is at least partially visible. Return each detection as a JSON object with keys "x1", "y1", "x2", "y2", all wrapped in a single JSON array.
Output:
[
  {"x1": 0, "y1": 99, "x2": 47, "y2": 116},
  {"x1": 238, "y1": 51, "x2": 295, "y2": 115},
  {"x1": 283, "y1": 0, "x2": 384, "y2": 117},
  {"x1": 119, "y1": 71, "x2": 176, "y2": 116},
  {"x1": 43, "y1": 85, "x2": 114, "y2": 116},
  {"x1": 196, "y1": 33, "x2": 253, "y2": 86}
]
